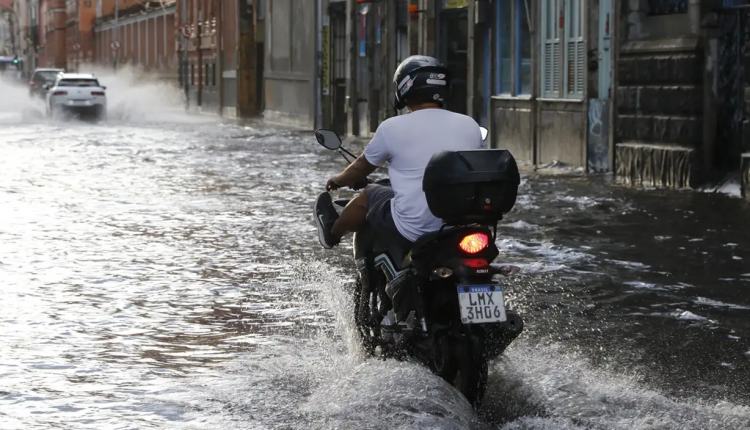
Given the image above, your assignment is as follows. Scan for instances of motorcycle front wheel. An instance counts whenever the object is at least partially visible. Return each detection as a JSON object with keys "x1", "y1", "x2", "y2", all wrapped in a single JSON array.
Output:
[{"x1": 353, "y1": 277, "x2": 382, "y2": 356}]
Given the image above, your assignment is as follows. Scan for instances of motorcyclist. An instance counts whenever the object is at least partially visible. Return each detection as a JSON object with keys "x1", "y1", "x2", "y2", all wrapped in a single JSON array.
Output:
[{"x1": 314, "y1": 55, "x2": 483, "y2": 250}]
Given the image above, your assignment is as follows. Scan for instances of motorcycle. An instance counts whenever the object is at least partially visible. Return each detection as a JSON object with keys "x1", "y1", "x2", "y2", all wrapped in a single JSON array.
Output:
[{"x1": 313, "y1": 127, "x2": 524, "y2": 407}]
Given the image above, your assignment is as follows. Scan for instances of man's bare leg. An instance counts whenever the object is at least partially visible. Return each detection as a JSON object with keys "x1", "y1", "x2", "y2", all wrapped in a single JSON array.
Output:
[{"x1": 331, "y1": 187, "x2": 369, "y2": 240}]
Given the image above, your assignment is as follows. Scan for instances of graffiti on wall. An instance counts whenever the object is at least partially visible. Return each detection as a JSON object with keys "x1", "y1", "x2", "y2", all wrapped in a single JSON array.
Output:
[{"x1": 587, "y1": 98, "x2": 610, "y2": 173}]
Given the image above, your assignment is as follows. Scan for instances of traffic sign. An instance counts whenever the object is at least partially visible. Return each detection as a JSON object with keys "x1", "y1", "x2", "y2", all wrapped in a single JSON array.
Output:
[
  {"x1": 73, "y1": 43, "x2": 81, "y2": 51},
  {"x1": 110, "y1": 40, "x2": 121, "y2": 51},
  {"x1": 179, "y1": 24, "x2": 192, "y2": 38}
]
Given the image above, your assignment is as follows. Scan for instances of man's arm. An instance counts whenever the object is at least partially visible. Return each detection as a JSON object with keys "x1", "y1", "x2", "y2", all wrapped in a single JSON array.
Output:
[
  {"x1": 330, "y1": 155, "x2": 378, "y2": 189},
  {"x1": 329, "y1": 124, "x2": 389, "y2": 190}
]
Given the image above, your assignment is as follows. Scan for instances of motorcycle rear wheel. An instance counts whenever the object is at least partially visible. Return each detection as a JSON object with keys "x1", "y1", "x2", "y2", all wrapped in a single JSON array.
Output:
[{"x1": 430, "y1": 336, "x2": 488, "y2": 408}]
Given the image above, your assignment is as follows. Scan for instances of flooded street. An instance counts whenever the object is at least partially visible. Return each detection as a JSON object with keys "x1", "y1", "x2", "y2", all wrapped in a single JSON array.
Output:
[{"x1": 1, "y1": 92, "x2": 750, "y2": 429}]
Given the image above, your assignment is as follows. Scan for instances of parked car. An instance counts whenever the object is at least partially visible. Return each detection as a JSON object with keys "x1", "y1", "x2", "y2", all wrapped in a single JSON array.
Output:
[
  {"x1": 45, "y1": 73, "x2": 107, "y2": 121},
  {"x1": 29, "y1": 68, "x2": 64, "y2": 99}
]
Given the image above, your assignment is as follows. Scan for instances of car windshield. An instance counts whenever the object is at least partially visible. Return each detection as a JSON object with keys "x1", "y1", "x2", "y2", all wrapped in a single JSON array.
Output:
[
  {"x1": 35, "y1": 71, "x2": 61, "y2": 82},
  {"x1": 58, "y1": 79, "x2": 100, "y2": 87}
]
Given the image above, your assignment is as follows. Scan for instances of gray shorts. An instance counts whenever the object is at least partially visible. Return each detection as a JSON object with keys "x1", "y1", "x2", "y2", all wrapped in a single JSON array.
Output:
[{"x1": 365, "y1": 185, "x2": 413, "y2": 247}]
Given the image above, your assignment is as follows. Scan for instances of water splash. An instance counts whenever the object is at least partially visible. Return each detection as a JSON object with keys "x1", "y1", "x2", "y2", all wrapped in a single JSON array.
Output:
[
  {"x1": 79, "y1": 63, "x2": 188, "y2": 122},
  {"x1": 0, "y1": 63, "x2": 193, "y2": 124},
  {"x1": 0, "y1": 72, "x2": 45, "y2": 123},
  {"x1": 484, "y1": 340, "x2": 750, "y2": 430}
]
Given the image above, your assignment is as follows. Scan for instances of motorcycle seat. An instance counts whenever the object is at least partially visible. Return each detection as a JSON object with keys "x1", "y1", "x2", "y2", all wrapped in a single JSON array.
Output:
[{"x1": 412, "y1": 229, "x2": 448, "y2": 252}]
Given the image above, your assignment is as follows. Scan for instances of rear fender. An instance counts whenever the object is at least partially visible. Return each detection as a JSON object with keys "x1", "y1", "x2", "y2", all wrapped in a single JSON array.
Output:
[{"x1": 410, "y1": 226, "x2": 498, "y2": 277}]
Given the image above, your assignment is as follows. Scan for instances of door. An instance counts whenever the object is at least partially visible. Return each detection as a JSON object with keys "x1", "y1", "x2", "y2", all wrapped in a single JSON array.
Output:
[{"x1": 439, "y1": 8, "x2": 469, "y2": 115}]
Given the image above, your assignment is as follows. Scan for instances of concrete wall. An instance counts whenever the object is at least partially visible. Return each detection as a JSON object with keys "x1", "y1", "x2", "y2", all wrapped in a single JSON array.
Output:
[
  {"x1": 614, "y1": 1, "x2": 704, "y2": 188},
  {"x1": 263, "y1": 0, "x2": 317, "y2": 129},
  {"x1": 538, "y1": 100, "x2": 587, "y2": 166},
  {"x1": 491, "y1": 98, "x2": 534, "y2": 166}
]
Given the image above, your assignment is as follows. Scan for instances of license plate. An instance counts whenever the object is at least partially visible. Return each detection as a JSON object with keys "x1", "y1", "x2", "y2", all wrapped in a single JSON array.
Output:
[
  {"x1": 68, "y1": 100, "x2": 90, "y2": 106},
  {"x1": 457, "y1": 285, "x2": 506, "y2": 324}
]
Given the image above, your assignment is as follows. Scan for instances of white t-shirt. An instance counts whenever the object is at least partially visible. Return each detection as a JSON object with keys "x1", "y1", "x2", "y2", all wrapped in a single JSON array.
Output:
[{"x1": 363, "y1": 108, "x2": 484, "y2": 242}]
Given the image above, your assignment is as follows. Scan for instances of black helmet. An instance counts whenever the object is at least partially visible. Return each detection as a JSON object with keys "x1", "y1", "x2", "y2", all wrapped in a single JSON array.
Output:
[{"x1": 393, "y1": 55, "x2": 452, "y2": 111}]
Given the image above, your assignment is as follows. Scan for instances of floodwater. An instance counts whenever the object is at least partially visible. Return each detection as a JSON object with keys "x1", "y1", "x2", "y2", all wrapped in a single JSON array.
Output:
[{"x1": 1, "y1": 71, "x2": 749, "y2": 430}]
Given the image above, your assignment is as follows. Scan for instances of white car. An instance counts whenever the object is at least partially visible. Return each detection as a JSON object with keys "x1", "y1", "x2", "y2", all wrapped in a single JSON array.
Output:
[{"x1": 45, "y1": 73, "x2": 107, "y2": 121}]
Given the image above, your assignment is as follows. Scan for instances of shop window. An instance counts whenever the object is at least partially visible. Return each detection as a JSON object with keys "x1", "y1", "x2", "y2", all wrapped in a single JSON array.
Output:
[
  {"x1": 540, "y1": 0, "x2": 583, "y2": 99},
  {"x1": 494, "y1": 0, "x2": 533, "y2": 96},
  {"x1": 517, "y1": 0, "x2": 531, "y2": 95},
  {"x1": 496, "y1": 0, "x2": 512, "y2": 94}
]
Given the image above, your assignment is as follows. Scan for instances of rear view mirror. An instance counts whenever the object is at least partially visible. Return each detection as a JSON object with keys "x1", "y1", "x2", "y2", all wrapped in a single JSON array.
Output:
[
  {"x1": 479, "y1": 126, "x2": 488, "y2": 141},
  {"x1": 101, "y1": 86, "x2": 107, "y2": 90},
  {"x1": 314, "y1": 128, "x2": 342, "y2": 150}
]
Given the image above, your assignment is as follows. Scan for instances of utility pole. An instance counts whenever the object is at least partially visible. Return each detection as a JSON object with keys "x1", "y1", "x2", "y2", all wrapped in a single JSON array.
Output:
[
  {"x1": 346, "y1": 0, "x2": 359, "y2": 136},
  {"x1": 237, "y1": 0, "x2": 257, "y2": 118},
  {"x1": 197, "y1": 8, "x2": 202, "y2": 109},
  {"x1": 28, "y1": 0, "x2": 36, "y2": 74},
  {"x1": 113, "y1": 0, "x2": 118, "y2": 71},
  {"x1": 216, "y1": 0, "x2": 223, "y2": 116},
  {"x1": 182, "y1": 0, "x2": 189, "y2": 109}
]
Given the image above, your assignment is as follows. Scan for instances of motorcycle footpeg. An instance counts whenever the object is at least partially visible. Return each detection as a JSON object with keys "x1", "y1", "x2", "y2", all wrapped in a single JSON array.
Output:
[{"x1": 380, "y1": 310, "x2": 416, "y2": 336}]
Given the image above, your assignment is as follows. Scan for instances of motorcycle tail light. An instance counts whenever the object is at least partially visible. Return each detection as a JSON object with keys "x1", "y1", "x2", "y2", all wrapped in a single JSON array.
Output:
[
  {"x1": 53, "y1": 91, "x2": 67, "y2": 95},
  {"x1": 459, "y1": 233, "x2": 489, "y2": 254},
  {"x1": 92, "y1": 91, "x2": 105, "y2": 96},
  {"x1": 30, "y1": 82, "x2": 38, "y2": 87}
]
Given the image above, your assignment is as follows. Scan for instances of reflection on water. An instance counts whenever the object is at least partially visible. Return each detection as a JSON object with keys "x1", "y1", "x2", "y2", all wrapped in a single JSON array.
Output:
[{"x1": 0, "y1": 119, "x2": 749, "y2": 429}]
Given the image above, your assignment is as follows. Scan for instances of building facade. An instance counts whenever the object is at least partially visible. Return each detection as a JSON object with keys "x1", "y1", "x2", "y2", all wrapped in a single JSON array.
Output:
[
  {"x1": 38, "y1": 0, "x2": 66, "y2": 68},
  {"x1": 64, "y1": 0, "x2": 97, "y2": 70},
  {"x1": 318, "y1": 0, "x2": 750, "y2": 197},
  {"x1": 171, "y1": 0, "x2": 260, "y2": 118},
  {"x1": 93, "y1": 0, "x2": 176, "y2": 75},
  {"x1": 462, "y1": 0, "x2": 613, "y2": 171},
  {"x1": 12, "y1": 0, "x2": 750, "y2": 197}
]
